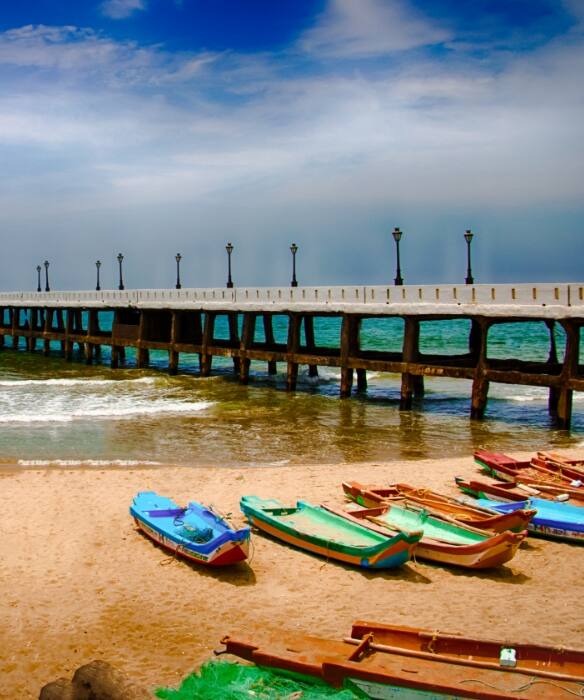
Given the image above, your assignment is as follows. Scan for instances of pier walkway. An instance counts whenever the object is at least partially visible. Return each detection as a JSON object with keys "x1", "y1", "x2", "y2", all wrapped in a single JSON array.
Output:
[{"x1": 1, "y1": 282, "x2": 583, "y2": 428}]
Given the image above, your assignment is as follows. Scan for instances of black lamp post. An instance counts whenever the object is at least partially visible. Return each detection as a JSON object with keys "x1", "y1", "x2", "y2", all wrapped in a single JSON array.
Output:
[
  {"x1": 44, "y1": 260, "x2": 50, "y2": 292},
  {"x1": 117, "y1": 253, "x2": 124, "y2": 290},
  {"x1": 392, "y1": 227, "x2": 403, "y2": 286},
  {"x1": 464, "y1": 229, "x2": 474, "y2": 285},
  {"x1": 290, "y1": 243, "x2": 298, "y2": 287},
  {"x1": 36, "y1": 265, "x2": 41, "y2": 293},
  {"x1": 95, "y1": 260, "x2": 101, "y2": 291},
  {"x1": 175, "y1": 253, "x2": 182, "y2": 289},
  {"x1": 225, "y1": 242, "x2": 234, "y2": 288}
]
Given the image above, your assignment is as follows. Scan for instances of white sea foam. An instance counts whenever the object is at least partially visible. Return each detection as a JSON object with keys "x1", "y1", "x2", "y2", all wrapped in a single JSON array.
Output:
[
  {"x1": 17, "y1": 459, "x2": 161, "y2": 467},
  {"x1": 0, "y1": 400, "x2": 213, "y2": 424},
  {"x1": 0, "y1": 376, "x2": 156, "y2": 387}
]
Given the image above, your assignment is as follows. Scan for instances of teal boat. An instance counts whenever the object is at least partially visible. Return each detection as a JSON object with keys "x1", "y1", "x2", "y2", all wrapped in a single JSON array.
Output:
[{"x1": 240, "y1": 496, "x2": 421, "y2": 569}]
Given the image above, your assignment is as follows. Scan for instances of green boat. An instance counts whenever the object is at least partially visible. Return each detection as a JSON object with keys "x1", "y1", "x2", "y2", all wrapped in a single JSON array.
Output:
[
  {"x1": 325, "y1": 502, "x2": 525, "y2": 569},
  {"x1": 240, "y1": 496, "x2": 422, "y2": 569}
]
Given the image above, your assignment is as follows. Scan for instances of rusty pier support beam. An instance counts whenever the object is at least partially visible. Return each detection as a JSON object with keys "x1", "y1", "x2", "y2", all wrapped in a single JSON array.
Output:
[
  {"x1": 287, "y1": 313, "x2": 301, "y2": 390},
  {"x1": 11, "y1": 308, "x2": 20, "y2": 349},
  {"x1": 200, "y1": 312, "x2": 215, "y2": 376},
  {"x1": 228, "y1": 312, "x2": 241, "y2": 374},
  {"x1": 304, "y1": 315, "x2": 319, "y2": 378},
  {"x1": 168, "y1": 311, "x2": 179, "y2": 375},
  {"x1": 340, "y1": 314, "x2": 359, "y2": 398},
  {"x1": 263, "y1": 313, "x2": 277, "y2": 375},
  {"x1": 64, "y1": 309, "x2": 74, "y2": 361},
  {"x1": 136, "y1": 311, "x2": 150, "y2": 368},
  {"x1": 470, "y1": 318, "x2": 490, "y2": 419},
  {"x1": 239, "y1": 313, "x2": 255, "y2": 384},
  {"x1": 400, "y1": 317, "x2": 420, "y2": 409},
  {"x1": 545, "y1": 320, "x2": 560, "y2": 415},
  {"x1": 556, "y1": 320, "x2": 579, "y2": 429}
]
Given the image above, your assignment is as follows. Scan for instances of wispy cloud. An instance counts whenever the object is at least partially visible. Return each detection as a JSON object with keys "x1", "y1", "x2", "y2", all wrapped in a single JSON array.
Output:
[
  {"x1": 100, "y1": 0, "x2": 147, "y2": 20},
  {"x1": 300, "y1": 0, "x2": 451, "y2": 57}
]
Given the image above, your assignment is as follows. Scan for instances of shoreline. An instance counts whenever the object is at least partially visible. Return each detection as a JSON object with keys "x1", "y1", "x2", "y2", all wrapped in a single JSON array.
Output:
[{"x1": 1, "y1": 452, "x2": 584, "y2": 698}]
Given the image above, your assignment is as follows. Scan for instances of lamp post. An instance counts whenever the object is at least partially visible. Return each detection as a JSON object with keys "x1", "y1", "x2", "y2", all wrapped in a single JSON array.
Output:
[
  {"x1": 290, "y1": 243, "x2": 298, "y2": 288},
  {"x1": 44, "y1": 260, "x2": 50, "y2": 292},
  {"x1": 175, "y1": 253, "x2": 182, "y2": 289},
  {"x1": 117, "y1": 253, "x2": 124, "y2": 290},
  {"x1": 95, "y1": 260, "x2": 101, "y2": 291},
  {"x1": 36, "y1": 265, "x2": 41, "y2": 293},
  {"x1": 225, "y1": 242, "x2": 234, "y2": 288},
  {"x1": 392, "y1": 227, "x2": 403, "y2": 286},
  {"x1": 464, "y1": 229, "x2": 474, "y2": 285}
]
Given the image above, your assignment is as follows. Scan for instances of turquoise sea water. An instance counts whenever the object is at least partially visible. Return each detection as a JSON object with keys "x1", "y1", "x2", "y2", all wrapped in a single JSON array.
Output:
[{"x1": 0, "y1": 315, "x2": 582, "y2": 467}]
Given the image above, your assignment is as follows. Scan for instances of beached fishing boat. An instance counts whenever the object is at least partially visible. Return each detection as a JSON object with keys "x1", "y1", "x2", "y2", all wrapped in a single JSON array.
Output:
[
  {"x1": 219, "y1": 622, "x2": 584, "y2": 699},
  {"x1": 130, "y1": 491, "x2": 250, "y2": 566},
  {"x1": 239, "y1": 496, "x2": 421, "y2": 569},
  {"x1": 342, "y1": 480, "x2": 535, "y2": 533},
  {"x1": 455, "y1": 478, "x2": 584, "y2": 543},
  {"x1": 475, "y1": 449, "x2": 584, "y2": 487},
  {"x1": 324, "y1": 503, "x2": 525, "y2": 568}
]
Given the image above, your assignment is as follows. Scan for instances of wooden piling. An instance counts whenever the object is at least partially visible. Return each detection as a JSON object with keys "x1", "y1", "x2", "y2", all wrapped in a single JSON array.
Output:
[
  {"x1": 287, "y1": 313, "x2": 301, "y2": 391},
  {"x1": 262, "y1": 314, "x2": 277, "y2": 375},
  {"x1": 304, "y1": 315, "x2": 319, "y2": 378},
  {"x1": 400, "y1": 318, "x2": 420, "y2": 409},
  {"x1": 200, "y1": 312, "x2": 215, "y2": 376},
  {"x1": 239, "y1": 313, "x2": 255, "y2": 384},
  {"x1": 470, "y1": 319, "x2": 490, "y2": 419},
  {"x1": 556, "y1": 320, "x2": 580, "y2": 429}
]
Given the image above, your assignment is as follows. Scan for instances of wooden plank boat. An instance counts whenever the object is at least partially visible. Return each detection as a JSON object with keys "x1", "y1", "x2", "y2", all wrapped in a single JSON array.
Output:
[
  {"x1": 239, "y1": 496, "x2": 421, "y2": 569},
  {"x1": 323, "y1": 503, "x2": 525, "y2": 569},
  {"x1": 454, "y1": 479, "x2": 584, "y2": 543},
  {"x1": 475, "y1": 449, "x2": 584, "y2": 488},
  {"x1": 219, "y1": 622, "x2": 584, "y2": 699},
  {"x1": 342, "y1": 481, "x2": 535, "y2": 533},
  {"x1": 130, "y1": 491, "x2": 250, "y2": 566},
  {"x1": 350, "y1": 621, "x2": 584, "y2": 683}
]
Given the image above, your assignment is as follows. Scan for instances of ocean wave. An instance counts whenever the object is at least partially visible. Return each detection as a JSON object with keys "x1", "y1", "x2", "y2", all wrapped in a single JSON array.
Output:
[
  {"x1": 17, "y1": 459, "x2": 162, "y2": 467},
  {"x1": 0, "y1": 400, "x2": 213, "y2": 424},
  {"x1": 0, "y1": 376, "x2": 157, "y2": 387}
]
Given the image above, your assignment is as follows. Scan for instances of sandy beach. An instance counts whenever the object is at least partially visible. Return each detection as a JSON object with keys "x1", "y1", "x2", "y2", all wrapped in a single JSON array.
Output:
[{"x1": 1, "y1": 453, "x2": 584, "y2": 699}]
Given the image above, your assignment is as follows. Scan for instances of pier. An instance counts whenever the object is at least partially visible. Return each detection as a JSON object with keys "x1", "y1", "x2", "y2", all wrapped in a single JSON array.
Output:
[{"x1": 1, "y1": 282, "x2": 583, "y2": 428}]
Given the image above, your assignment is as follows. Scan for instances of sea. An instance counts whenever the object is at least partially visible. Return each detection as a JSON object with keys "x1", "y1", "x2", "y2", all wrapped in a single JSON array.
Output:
[{"x1": 0, "y1": 314, "x2": 582, "y2": 468}]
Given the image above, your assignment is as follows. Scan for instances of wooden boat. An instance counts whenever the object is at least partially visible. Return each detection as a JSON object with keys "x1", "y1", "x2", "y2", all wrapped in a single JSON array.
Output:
[
  {"x1": 342, "y1": 480, "x2": 535, "y2": 533},
  {"x1": 454, "y1": 478, "x2": 584, "y2": 543},
  {"x1": 130, "y1": 491, "x2": 250, "y2": 566},
  {"x1": 220, "y1": 622, "x2": 584, "y2": 699},
  {"x1": 475, "y1": 449, "x2": 584, "y2": 487},
  {"x1": 239, "y1": 495, "x2": 421, "y2": 569},
  {"x1": 324, "y1": 503, "x2": 525, "y2": 569}
]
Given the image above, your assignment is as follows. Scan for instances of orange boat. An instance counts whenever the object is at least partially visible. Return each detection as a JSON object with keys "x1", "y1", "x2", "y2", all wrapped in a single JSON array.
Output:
[
  {"x1": 220, "y1": 622, "x2": 584, "y2": 699},
  {"x1": 342, "y1": 480, "x2": 536, "y2": 533}
]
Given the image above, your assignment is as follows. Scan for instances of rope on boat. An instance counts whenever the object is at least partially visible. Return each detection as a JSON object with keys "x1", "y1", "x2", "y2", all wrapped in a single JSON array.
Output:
[{"x1": 459, "y1": 677, "x2": 584, "y2": 697}]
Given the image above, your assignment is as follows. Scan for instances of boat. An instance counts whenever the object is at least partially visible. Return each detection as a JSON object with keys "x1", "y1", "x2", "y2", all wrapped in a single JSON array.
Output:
[
  {"x1": 454, "y1": 478, "x2": 584, "y2": 543},
  {"x1": 342, "y1": 480, "x2": 535, "y2": 533},
  {"x1": 130, "y1": 491, "x2": 250, "y2": 566},
  {"x1": 219, "y1": 622, "x2": 584, "y2": 699},
  {"x1": 323, "y1": 502, "x2": 525, "y2": 569},
  {"x1": 475, "y1": 449, "x2": 584, "y2": 488},
  {"x1": 239, "y1": 495, "x2": 421, "y2": 569}
]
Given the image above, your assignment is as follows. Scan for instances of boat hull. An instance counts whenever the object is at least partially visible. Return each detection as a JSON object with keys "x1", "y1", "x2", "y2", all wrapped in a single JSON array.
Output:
[
  {"x1": 130, "y1": 491, "x2": 250, "y2": 567},
  {"x1": 342, "y1": 481, "x2": 535, "y2": 534},
  {"x1": 240, "y1": 496, "x2": 421, "y2": 569}
]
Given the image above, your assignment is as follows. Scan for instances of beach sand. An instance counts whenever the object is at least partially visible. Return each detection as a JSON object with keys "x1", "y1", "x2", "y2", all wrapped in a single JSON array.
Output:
[{"x1": 1, "y1": 453, "x2": 584, "y2": 699}]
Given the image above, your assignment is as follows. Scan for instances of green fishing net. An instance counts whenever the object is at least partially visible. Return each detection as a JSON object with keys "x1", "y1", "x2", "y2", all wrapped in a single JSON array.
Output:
[{"x1": 155, "y1": 659, "x2": 357, "y2": 699}]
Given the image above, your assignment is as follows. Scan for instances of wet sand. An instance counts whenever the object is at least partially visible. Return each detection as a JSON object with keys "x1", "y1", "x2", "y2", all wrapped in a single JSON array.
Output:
[{"x1": 1, "y1": 453, "x2": 583, "y2": 698}]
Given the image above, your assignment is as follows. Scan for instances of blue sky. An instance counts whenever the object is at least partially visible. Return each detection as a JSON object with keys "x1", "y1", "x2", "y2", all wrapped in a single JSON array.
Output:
[{"x1": 0, "y1": 0, "x2": 582, "y2": 290}]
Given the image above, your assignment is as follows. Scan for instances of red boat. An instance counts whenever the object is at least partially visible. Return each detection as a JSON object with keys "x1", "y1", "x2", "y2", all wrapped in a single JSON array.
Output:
[
  {"x1": 220, "y1": 621, "x2": 584, "y2": 699},
  {"x1": 475, "y1": 450, "x2": 584, "y2": 488}
]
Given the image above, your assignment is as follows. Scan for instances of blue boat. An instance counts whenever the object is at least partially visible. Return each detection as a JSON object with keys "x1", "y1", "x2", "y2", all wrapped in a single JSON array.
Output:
[
  {"x1": 455, "y1": 480, "x2": 584, "y2": 544},
  {"x1": 130, "y1": 491, "x2": 250, "y2": 566}
]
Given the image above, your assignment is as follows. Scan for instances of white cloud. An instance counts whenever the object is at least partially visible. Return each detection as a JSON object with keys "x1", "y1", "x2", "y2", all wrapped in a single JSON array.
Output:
[
  {"x1": 300, "y1": 0, "x2": 450, "y2": 57},
  {"x1": 100, "y1": 0, "x2": 147, "y2": 20}
]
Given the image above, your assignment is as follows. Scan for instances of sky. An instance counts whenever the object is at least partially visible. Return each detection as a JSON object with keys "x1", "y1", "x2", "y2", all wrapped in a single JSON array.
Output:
[{"x1": 0, "y1": 0, "x2": 583, "y2": 291}]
